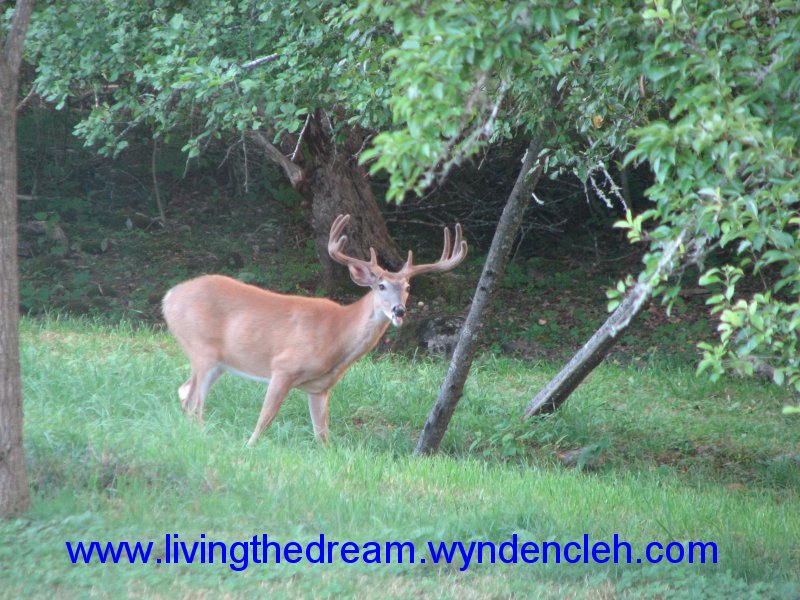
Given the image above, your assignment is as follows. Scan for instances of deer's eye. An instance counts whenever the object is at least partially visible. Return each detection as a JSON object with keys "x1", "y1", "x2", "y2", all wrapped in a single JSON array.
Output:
[{"x1": 378, "y1": 283, "x2": 386, "y2": 291}]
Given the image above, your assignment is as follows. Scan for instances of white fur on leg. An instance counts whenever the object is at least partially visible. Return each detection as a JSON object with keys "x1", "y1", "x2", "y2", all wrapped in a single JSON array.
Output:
[{"x1": 178, "y1": 380, "x2": 192, "y2": 414}]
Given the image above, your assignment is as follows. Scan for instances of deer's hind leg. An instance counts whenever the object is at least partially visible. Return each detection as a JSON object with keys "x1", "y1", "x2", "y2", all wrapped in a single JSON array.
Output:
[{"x1": 179, "y1": 360, "x2": 223, "y2": 424}]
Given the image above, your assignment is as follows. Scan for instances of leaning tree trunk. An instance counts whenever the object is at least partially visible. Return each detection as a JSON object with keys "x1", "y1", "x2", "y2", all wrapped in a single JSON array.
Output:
[
  {"x1": 251, "y1": 111, "x2": 401, "y2": 290},
  {"x1": 414, "y1": 136, "x2": 547, "y2": 455},
  {"x1": 524, "y1": 226, "x2": 694, "y2": 418},
  {"x1": 0, "y1": 0, "x2": 34, "y2": 518}
]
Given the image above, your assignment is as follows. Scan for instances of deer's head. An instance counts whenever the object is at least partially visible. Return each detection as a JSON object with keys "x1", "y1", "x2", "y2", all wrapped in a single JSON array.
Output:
[{"x1": 328, "y1": 214, "x2": 468, "y2": 327}]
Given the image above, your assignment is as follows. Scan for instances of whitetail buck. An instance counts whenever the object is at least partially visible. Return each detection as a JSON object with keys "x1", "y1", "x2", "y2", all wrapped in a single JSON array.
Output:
[{"x1": 162, "y1": 214, "x2": 467, "y2": 446}]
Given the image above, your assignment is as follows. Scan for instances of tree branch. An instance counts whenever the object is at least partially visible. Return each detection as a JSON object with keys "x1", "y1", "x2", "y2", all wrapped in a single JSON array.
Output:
[
  {"x1": 290, "y1": 114, "x2": 311, "y2": 162},
  {"x1": 523, "y1": 226, "x2": 697, "y2": 418},
  {"x1": 419, "y1": 79, "x2": 509, "y2": 192},
  {"x1": 248, "y1": 130, "x2": 305, "y2": 188},
  {"x1": 241, "y1": 54, "x2": 279, "y2": 69},
  {"x1": 15, "y1": 85, "x2": 35, "y2": 111}
]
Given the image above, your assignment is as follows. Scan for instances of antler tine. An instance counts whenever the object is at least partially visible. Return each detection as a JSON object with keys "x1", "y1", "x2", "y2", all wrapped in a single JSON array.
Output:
[
  {"x1": 401, "y1": 223, "x2": 468, "y2": 278},
  {"x1": 328, "y1": 214, "x2": 348, "y2": 249},
  {"x1": 328, "y1": 214, "x2": 380, "y2": 270},
  {"x1": 446, "y1": 223, "x2": 467, "y2": 268},
  {"x1": 328, "y1": 214, "x2": 354, "y2": 264},
  {"x1": 438, "y1": 226, "x2": 452, "y2": 264}
]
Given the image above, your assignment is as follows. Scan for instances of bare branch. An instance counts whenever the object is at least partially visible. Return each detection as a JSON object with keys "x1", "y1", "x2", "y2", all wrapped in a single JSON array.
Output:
[
  {"x1": 15, "y1": 85, "x2": 36, "y2": 112},
  {"x1": 587, "y1": 161, "x2": 628, "y2": 212},
  {"x1": 241, "y1": 131, "x2": 249, "y2": 193},
  {"x1": 419, "y1": 79, "x2": 510, "y2": 192},
  {"x1": 249, "y1": 130, "x2": 305, "y2": 188},
  {"x1": 352, "y1": 131, "x2": 376, "y2": 161},
  {"x1": 114, "y1": 89, "x2": 177, "y2": 148},
  {"x1": 150, "y1": 137, "x2": 166, "y2": 224},
  {"x1": 241, "y1": 54, "x2": 279, "y2": 69},
  {"x1": 290, "y1": 114, "x2": 311, "y2": 162}
]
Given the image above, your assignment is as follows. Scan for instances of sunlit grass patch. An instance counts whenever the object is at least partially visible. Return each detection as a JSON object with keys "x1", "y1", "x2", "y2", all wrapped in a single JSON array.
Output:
[{"x1": 6, "y1": 318, "x2": 799, "y2": 598}]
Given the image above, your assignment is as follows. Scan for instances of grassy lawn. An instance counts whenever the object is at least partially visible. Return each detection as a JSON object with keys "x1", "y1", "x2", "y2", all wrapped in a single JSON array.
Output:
[{"x1": 2, "y1": 318, "x2": 798, "y2": 598}]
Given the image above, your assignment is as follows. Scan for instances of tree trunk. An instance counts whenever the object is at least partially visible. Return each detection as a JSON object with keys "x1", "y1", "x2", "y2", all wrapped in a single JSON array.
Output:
[
  {"x1": 524, "y1": 227, "x2": 693, "y2": 418},
  {"x1": 414, "y1": 136, "x2": 546, "y2": 455},
  {"x1": 0, "y1": 0, "x2": 34, "y2": 519},
  {"x1": 251, "y1": 112, "x2": 401, "y2": 290},
  {"x1": 524, "y1": 283, "x2": 649, "y2": 417},
  {"x1": 304, "y1": 110, "x2": 401, "y2": 289}
]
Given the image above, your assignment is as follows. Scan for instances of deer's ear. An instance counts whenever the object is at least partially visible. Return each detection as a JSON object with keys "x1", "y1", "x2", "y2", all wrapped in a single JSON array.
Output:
[{"x1": 348, "y1": 263, "x2": 377, "y2": 287}]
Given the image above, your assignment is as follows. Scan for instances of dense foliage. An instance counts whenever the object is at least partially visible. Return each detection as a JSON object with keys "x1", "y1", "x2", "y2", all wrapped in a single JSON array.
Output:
[
  {"x1": 356, "y1": 0, "x2": 799, "y2": 391},
  {"x1": 27, "y1": 1, "x2": 396, "y2": 155},
  {"x1": 18, "y1": 0, "x2": 800, "y2": 391}
]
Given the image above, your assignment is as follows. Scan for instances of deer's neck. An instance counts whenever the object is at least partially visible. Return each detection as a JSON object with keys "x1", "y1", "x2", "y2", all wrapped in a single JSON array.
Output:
[{"x1": 339, "y1": 291, "x2": 391, "y2": 359}]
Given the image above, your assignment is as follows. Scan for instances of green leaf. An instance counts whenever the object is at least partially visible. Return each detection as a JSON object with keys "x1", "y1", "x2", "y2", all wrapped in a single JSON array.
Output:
[
  {"x1": 770, "y1": 229, "x2": 796, "y2": 249},
  {"x1": 698, "y1": 269, "x2": 721, "y2": 286},
  {"x1": 169, "y1": 13, "x2": 184, "y2": 30}
]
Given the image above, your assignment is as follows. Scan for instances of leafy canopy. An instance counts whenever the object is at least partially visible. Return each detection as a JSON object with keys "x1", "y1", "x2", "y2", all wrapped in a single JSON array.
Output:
[
  {"x1": 26, "y1": 0, "x2": 395, "y2": 157},
  {"x1": 19, "y1": 0, "x2": 800, "y2": 390},
  {"x1": 356, "y1": 0, "x2": 799, "y2": 390}
]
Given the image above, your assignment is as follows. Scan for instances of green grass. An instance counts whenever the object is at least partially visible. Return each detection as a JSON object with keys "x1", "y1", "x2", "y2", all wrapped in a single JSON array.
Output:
[{"x1": 2, "y1": 317, "x2": 799, "y2": 598}]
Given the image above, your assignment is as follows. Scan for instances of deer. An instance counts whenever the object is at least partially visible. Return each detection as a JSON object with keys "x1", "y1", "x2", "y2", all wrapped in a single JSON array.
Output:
[{"x1": 162, "y1": 214, "x2": 467, "y2": 446}]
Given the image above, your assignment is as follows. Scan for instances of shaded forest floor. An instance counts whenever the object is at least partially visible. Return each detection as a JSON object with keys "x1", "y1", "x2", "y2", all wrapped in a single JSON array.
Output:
[
  {"x1": 18, "y1": 181, "x2": 717, "y2": 367},
  {"x1": 15, "y1": 107, "x2": 721, "y2": 367}
]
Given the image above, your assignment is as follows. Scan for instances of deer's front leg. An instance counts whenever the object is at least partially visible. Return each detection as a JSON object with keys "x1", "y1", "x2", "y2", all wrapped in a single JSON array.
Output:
[
  {"x1": 307, "y1": 392, "x2": 330, "y2": 443},
  {"x1": 247, "y1": 374, "x2": 294, "y2": 447}
]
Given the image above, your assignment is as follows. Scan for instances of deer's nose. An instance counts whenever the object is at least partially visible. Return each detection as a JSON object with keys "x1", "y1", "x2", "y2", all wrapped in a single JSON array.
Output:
[{"x1": 392, "y1": 305, "x2": 406, "y2": 318}]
